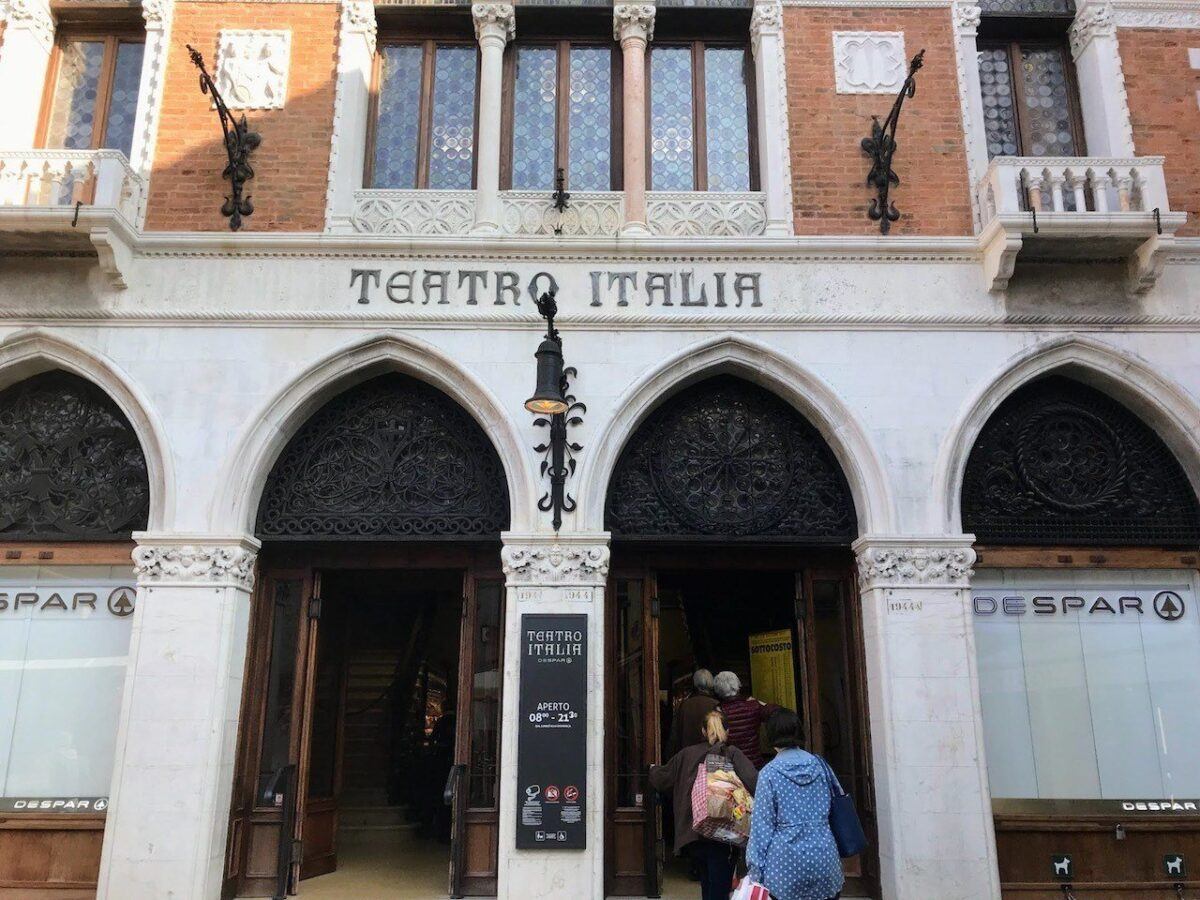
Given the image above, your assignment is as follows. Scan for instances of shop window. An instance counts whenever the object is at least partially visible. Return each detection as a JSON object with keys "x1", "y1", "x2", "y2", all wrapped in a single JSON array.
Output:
[
  {"x1": 648, "y1": 42, "x2": 755, "y2": 191},
  {"x1": 368, "y1": 42, "x2": 479, "y2": 190},
  {"x1": 504, "y1": 42, "x2": 618, "y2": 191},
  {"x1": 973, "y1": 575, "x2": 1200, "y2": 800},
  {"x1": 0, "y1": 567, "x2": 137, "y2": 801},
  {"x1": 41, "y1": 31, "x2": 145, "y2": 159},
  {"x1": 962, "y1": 376, "x2": 1200, "y2": 546},
  {"x1": 978, "y1": 38, "x2": 1083, "y2": 159}
]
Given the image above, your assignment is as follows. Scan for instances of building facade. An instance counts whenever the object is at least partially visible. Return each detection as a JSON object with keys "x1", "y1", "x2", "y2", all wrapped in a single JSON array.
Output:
[{"x1": 0, "y1": 0, "x2": 1199, "y2": 898}]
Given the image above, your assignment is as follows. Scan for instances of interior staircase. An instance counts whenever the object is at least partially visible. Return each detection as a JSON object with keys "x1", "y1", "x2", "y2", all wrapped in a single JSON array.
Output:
[{"x1": 339, "y1": 651, "x2": 411, "y2": 832}]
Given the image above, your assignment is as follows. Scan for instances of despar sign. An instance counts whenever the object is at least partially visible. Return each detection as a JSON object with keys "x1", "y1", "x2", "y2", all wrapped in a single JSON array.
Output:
[
  {"x1": 516, "y1": 613, "x2": 587, "y2": 850},
  {"x1": 972, "y1": 587, "x2": 1191, "y2": 622},
  {"x1": 0, "y1": 797, "x2": 109, "y2": 812}
]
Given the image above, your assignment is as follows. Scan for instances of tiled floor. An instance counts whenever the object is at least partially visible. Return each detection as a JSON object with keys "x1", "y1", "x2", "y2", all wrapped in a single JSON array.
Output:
[{"x1": 298, "y1": 829, "x2": 449, "y2": 899}]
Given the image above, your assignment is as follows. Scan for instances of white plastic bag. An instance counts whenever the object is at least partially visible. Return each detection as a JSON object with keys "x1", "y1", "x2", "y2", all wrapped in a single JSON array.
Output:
[{"x1": 730, "y1": 876, "x2": 770, "y2": 900}]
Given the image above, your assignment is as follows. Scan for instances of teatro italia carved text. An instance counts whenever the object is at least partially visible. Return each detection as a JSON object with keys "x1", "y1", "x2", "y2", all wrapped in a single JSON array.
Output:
[{"x1": 349, "y1": 267, "x2": 764, "y2": 308}]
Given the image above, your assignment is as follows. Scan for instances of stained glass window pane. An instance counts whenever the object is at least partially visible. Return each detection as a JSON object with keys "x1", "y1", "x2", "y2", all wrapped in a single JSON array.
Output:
[
  {"x1": 1019, "y1": 47, "x2": 1077, "y2": 157},
  {"x1": 979, "y1": 47, "x2": 1020, "y2": 158},
  {"x1": 511, "y1": 46, "x2": 558, "y2": 190},
  {"x1": 429, "y1": 45, "x2": 477, "y2": 190},
  {"x1": 372, "y1": 45, "x2": 424, "y2": 189},
  {"x1": 703, "y1": 46, "x2": 751, "y2": 191},
  {"x1": 567, "y1": 47, "x2": 612, "y2": 191},
  {"x1": 46, "y1": 41, "x2": 105, "y2": 150},
  {"x1": 650, "y1": 47, "x2": 694, "y2": 191},
  {"x1": 101, "y1": 42, "x2": 144, "y2": 158},
  {"x1": 978, "y1": 0, "x2": 1073, "y2": 13}
]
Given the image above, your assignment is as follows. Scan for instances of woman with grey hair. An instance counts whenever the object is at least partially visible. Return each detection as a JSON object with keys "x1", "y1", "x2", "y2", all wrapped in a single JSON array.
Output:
[
  {"x1": 668, "y1": 668, "x2": 718, "y2": 756},
  {"x1": 715, "y1": 671, "x2": 778, "y2": 769}
]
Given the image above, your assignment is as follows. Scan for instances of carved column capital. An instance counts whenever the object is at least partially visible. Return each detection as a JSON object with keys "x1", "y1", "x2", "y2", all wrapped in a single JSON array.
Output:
[
  {"x1": 132, "y1": 535, "x2": 261, "y2": 591},
  {"x1": 614, "y1": 4, "x2": 656, "y2": 45},
  {"x1": 501, "y1": 537, "x2": 611, "y2": 587},
  {"x1": 2, "y1": 0, "x2": 54, "y2": 51},
  {"x1": 951, "y1": 0, "x2": 981, "y2": 36},
  {"x1": 750, "y1": 1, "x2": 783, "y2": 44},
  {"x1": 472, "y1": 2, "x2": 515, "y2": 45},
  {"x1": 853, "y1": 536, "x2": 977, "y2": 591},
  {"x1": 1069, "y1": 0, "x2": 1116, "y2": 58},
  {"x1": 140, "y1": 0, "x2": 172, "y2": 29},
  {"x1": 341, "y1": 0, "x2": 377, "y2": 56}
]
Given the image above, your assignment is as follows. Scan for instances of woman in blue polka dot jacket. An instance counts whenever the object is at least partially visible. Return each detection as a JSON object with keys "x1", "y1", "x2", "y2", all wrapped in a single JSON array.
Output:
[{"x1": 746, "y1": 709, "x2": 844, "y2": 900}]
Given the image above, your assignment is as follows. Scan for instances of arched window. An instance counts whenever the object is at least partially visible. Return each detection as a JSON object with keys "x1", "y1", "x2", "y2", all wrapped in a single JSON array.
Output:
[
  {"x1": 256, "y1": 373, "x2": 510, "y2": 539},
  {"x1": 0, "y1": 370, "x2": 149, "y2": 540},
  {"x1": 605, "y1": 375, "x2": 856, "y2": 541},
  {"x1": 962, "y1": 375, "x2": 1200, "y2": 546}
]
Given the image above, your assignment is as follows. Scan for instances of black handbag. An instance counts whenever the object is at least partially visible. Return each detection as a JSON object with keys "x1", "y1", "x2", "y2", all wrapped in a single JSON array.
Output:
[{"x1": 818, "y1": 756, "x2": 868, "y2": 858}]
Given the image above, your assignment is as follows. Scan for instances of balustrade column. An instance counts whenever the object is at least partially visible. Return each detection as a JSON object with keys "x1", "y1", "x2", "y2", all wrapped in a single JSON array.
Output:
[
  {"x1": 0, "y1": 0, "x2": 55, "y2": 147},
  {"x1": 96, "y1": 535, "x2": 260, "y2": 900},
  {"x1": 497, "y1": 534, "x2": 610, "y2": 900},
  {"x1": 750, "y1": 0, "x2": 792, "y2": 236},
  {"x1": 472, "y1": 3, "x2": 514, "y2": 233},
  {"x1": 853, "y1": 536, "x2": 1002, "y2": 900},
  {"x1": 614, "y1": 4, "x2": 655, "y2": 236}
]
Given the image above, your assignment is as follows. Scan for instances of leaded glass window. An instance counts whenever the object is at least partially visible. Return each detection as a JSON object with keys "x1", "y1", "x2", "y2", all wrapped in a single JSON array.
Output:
[
  {"x1": 505, "y1": 42, "x2": 615, "y2": 191},
  {"x1": 370, "y1": 42, "x2": 478, "y2": 189},
  {"x1": 42, "y1": 34, "x2": 145, "y2": 158},
  {"x1": 977, "y1": 40, "x2": 1082, "y2": 158},
  {"x1": 977, "y1": 0, "x2": 1073, "y2": 14},
  {"x1": 649, "y1": 42, "x2": 754, "y2": 192}
]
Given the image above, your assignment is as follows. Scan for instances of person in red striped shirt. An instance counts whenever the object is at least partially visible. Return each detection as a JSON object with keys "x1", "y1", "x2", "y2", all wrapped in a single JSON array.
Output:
[{"x1": 714, "y1": 671, "x2": 779, "y2": 770}]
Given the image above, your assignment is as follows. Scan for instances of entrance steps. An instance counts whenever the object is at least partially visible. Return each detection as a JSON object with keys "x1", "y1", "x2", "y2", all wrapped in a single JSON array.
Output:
[{"x1": 339, "y1": 804, "x2": 416, "y2": 830}]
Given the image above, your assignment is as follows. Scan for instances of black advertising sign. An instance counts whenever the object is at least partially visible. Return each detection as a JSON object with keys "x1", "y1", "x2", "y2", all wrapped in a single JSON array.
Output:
[{"x1": 516, "y1": 613, "x2": 587, "y2": 849}]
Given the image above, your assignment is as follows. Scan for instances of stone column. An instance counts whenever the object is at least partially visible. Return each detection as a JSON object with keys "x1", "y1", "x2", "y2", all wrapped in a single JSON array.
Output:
[
  {"x1": 0, "y1": 0, "x2": 55, "y2": 148},
  {"x1": 853, "y1": 536, "x2": 1002, "y2": 900},
  {"x1": 1069, "y1": 0, "x2": 1136, "y2": 156},
  {"x1": 497, "y1": 535, "x2": 610, "y2": 900},
  {"x1": 129, "y1": 0, "x2": 173, "y2": 227},
  {"x1": 96, "y1": 536, "x2": 260, "y2": 900},
  {"x1": 951, "y1": 1, "x2": 988, "y2": 229},
  {"x1": 472, "y1": 3, "x2": 514, "y2": 233},
  {"x1": 324, "y1": 0, "x2": 378, "y2": 231},
  {"x1": 750, "y1": 0, "x2": 792, "y2": 236},
  {"x1": 614, "y1": 4, "x2": 655, "y2": 236}
]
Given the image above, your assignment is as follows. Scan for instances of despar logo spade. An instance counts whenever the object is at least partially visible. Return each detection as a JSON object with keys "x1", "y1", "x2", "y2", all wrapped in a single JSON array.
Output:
[
  {"x1": 1154, "y1": 590, "x2": 1185, "y2": 621},
  {"x1": 107, "y1": 586, "x2": 136, "y2": 617}
]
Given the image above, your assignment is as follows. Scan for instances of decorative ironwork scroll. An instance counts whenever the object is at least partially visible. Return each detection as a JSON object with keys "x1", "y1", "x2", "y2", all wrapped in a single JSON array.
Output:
[
  {"x1": 605, "y1": 376, "x2": 857, "y2": 541},
  {"x1": 962, "y1": 376, "x2": 1200, "y2": 546},
  {"x1": 862, "y1": 48, "x2": 924, "y2": 234},
  {"x1": 0, "y1": 371, "x2": 149, "y2": 540},
  {"x1": 186, "y1": 45, "x2": 261, "y2": 231},
  {"x1": 256, "y1": 374, "x2": 510, "y2": 539}
]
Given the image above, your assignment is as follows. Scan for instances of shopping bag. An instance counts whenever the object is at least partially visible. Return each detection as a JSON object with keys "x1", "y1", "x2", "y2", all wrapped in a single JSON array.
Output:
[
  {"x1": 818, "y1": 755, "x2": 868, "y2": 858},
  {"x1": 690, "y1": 752, "x2": 754, "y2": 847},
  {"x1": 729, "y1": 877, "x2": 771, "y2": 900}
]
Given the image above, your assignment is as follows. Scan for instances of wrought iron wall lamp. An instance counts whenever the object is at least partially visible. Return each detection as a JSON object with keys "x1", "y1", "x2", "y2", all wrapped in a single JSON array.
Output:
[
  {"x1": 862, "y1": 48, "x2": 925, "y2": 234},
  {"x1": 524, "y1": 282, "x2": 586, "y2": 531},
  {"x1": 186, "y1": 45, "x2": 261, "y2": 231}
]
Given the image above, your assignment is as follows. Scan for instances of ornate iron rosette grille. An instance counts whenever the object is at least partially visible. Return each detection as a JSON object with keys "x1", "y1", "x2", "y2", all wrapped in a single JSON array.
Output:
[
  {"x1": 0, "y1": 371, "x2": 149, "y2": 540},
  {"x1": 256, "y1": 374, "x2": 509, "y2": 539},
  {"x1": 605, "y1": 376, "x2": 857, "y2": 541},
  {"x1": 962, "y1": 376, "x2": 1200, "y2": 546}
]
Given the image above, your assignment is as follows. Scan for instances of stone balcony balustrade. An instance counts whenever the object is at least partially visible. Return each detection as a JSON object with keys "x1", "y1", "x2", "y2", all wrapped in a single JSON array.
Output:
[
  {"x1": 0, "y1": 149, "x2": 143, "y2": 287},
  {"x1": 343, "y1": 188, "x2": 768, "y2": 238},
  {"x1": 977, "y1": 155, "x2": 1185, "y2": 295}
]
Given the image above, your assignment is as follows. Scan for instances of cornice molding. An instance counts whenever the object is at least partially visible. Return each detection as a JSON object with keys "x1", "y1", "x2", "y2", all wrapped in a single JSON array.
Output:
[
  {"x1": 853, "y1": 536, "x2": 977, "y2": 590},
  {"x1": 501, "y1": 541, "x2": 611, "y2": 586},
  {"x1": 1112, "y1": 0, "x2": 1200, "y2": 28},
  {"x1": 132, "y1": 535, "x2": 261, "y2": 590}
]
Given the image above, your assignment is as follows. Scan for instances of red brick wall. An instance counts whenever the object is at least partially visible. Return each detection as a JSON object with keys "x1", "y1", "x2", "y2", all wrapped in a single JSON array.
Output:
[
  {"x1": 146, "y1": 3, "x2": 338, "y2": 231},
  {"x1": 1120, "y1": 28, "x2": 1200, "y2": 237},
  {"x1": 783, "y1": 8, "x2": 973, "y2": 235}
]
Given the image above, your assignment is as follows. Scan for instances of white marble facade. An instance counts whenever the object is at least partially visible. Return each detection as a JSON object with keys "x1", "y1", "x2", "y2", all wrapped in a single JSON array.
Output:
[{"x1": 1, "y1": 239, "x2": 1199, "y2": 899}]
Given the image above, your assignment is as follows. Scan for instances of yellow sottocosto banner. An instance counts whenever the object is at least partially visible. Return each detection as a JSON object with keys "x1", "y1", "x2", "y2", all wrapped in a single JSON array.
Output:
[{"x1": 748, "y1": 628, "x2": 797, "y2": 711}]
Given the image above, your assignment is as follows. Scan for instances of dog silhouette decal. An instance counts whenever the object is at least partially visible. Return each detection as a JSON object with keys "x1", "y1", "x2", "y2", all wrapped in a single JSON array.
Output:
[
  {"x1": 1165, "y1": 855, "x2": 1184, "y2": 876},
  {"x1": 1052, "y1": 855, "x2": 1072, "y2": 877}
]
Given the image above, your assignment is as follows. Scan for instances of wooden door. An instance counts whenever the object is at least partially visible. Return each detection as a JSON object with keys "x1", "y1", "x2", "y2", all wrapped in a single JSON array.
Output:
[
  {"x1": 452, "y1": 572, "x2": 505, "y2": 896},
  {"x1": 797, "y1": 568, "x2": 878, "y2": 896},
  {"x1": 605, "y1": 572, "x2": 661, "y2": 897}
]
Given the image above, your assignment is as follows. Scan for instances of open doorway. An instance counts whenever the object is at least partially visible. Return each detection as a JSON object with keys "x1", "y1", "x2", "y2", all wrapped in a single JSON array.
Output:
[{"x1": 300, "y1": 570, "x2": 462, "y2": 899}]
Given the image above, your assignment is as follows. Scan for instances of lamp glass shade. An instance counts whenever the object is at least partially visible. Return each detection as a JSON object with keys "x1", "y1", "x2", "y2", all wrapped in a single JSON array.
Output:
[{"x1": 524, "y1": 337, "x2": 568, "y2": 415}]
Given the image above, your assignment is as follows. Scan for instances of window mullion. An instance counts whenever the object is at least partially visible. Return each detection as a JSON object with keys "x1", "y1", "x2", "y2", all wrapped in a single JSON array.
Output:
[
  {"x1": 556, "y1": 41, "x2": 569, "y2": 186},
  {"x1": 1008, "y1": 41, "x2": 1033, "y2": 158},
  {"x1": 416, "y1": 41, "x2": 436, "y2": 189},
  {"x1": 91, "y1": 36, "x2": 120, "y2": 151},
  {"x1": 693, "y1": 41, "x2": 707, "y2": 191}
]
